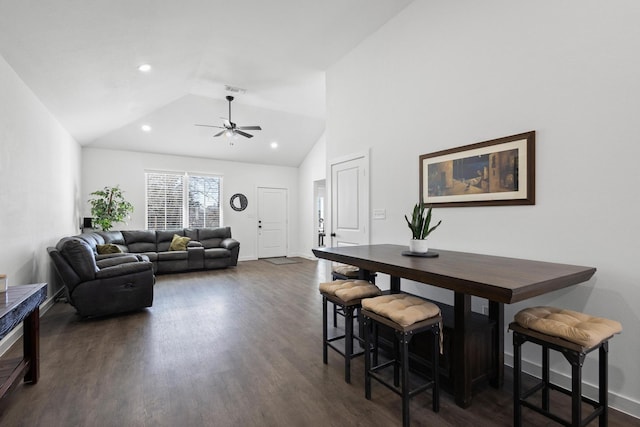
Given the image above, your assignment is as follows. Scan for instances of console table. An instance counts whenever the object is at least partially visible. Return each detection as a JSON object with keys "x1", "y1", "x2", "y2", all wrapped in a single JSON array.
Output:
[
  {"x1": 0, "y1": 283, "x2": 48, "y2": 399},
  {"x1": 312, "y1": 245, "x2": 596, "y2": 408}
]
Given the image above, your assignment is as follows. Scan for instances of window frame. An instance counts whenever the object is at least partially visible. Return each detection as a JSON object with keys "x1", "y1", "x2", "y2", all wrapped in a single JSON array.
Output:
[{"x1": 145, "y1": 170, "x2": 223, "y2": 230}]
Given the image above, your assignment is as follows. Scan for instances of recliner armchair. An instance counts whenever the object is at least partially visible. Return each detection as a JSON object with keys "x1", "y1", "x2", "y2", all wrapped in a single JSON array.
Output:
[{"x1": 48, "y1": 237, "x2": 155, "y2": 317}]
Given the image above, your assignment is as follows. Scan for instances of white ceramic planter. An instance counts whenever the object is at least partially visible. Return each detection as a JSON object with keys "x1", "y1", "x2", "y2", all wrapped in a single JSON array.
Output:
[{"x1": 409, "y1": 239, "x2": 429, "y2": 254}]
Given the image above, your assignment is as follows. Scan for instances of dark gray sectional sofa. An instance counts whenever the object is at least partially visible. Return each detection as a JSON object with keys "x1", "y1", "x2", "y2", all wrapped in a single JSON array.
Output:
[
  {"x1": 47, "y1": 227, "x2": 239, "y2": 317},
  {"x1": 77, "y1": 227, "x2": 240, "y2": 274}
]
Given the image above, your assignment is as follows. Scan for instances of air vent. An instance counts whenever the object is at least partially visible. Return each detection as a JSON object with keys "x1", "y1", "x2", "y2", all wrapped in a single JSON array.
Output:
[{"x1": 225, "y1": 85, "x2": 246, "y2": 94}]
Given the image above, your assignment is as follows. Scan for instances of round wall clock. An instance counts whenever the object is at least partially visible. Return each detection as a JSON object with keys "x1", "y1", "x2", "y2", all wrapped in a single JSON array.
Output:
[{"x1": 230, "y1": 193, "x2": 248, "y2": 211}]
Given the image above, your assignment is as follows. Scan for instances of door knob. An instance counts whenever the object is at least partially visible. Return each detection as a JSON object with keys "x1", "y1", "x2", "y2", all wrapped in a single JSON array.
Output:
[{"x1": 330, "y1": 233, "x2": 336, "y2": 237}]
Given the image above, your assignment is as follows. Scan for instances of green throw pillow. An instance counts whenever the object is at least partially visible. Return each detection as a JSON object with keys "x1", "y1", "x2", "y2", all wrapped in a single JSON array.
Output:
[
  {"x1": 96, "y1": 244, "x2": 122, "y2": 255},
  {"x1": 169, "y1": 234, "x2": 191, "y2": 251}
]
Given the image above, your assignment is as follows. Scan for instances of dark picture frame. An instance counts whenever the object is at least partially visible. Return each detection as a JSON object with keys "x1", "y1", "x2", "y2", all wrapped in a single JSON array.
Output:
[{"x1": 419, "y1": 131, "x2": 535, "y2": 207}]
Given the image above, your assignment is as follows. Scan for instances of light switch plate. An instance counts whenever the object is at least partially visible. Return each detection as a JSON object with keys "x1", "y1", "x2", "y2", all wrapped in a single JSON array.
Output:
[{"x1": 372, "y1": 209, "x2": 386, "y2": 220}]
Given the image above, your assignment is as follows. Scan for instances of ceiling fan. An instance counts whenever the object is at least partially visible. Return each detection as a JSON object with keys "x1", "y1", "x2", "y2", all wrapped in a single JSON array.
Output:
[{"x1": 195, "y1": 95, "x2": 262, "y2": 138}]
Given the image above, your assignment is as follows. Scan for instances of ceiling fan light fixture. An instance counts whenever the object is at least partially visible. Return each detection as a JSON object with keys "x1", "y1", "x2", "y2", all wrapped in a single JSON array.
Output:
[{"x1": 194, "y1": 96, "x2": 261, "y2": 140}]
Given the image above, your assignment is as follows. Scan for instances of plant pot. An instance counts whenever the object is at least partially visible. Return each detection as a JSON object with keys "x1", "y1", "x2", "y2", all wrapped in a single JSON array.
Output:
[{"x1": 409, "y1": 239, "x2": 429, "y2": 254}]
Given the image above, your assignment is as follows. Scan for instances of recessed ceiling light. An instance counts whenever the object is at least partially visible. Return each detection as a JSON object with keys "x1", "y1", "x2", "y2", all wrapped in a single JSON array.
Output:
[
  {"x1": 141, "y1": 124, "x2": 152, "y2": 132},
  {"x1": 270, "y1": 142, "x2": 278, "y2": 149},
  {"x1": 138, "y1": 64, "x2": 152, "y2": 72}
]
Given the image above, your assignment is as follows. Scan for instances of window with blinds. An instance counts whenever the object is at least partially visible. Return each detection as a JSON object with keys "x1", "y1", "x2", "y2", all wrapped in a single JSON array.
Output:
[{"x1": 145, "y1": 172, "x2": 222, "y2": 230}]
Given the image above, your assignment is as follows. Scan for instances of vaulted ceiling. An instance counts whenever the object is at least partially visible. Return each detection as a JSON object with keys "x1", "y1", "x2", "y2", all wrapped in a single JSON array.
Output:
[{"x1": 0, "y1": 0, "x2": 414, "y2": 166}]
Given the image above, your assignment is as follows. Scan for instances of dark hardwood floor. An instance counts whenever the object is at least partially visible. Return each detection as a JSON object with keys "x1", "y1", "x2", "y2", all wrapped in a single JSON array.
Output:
[{"x1": 0, "y1": 259, "x2": 636, "y2": 426}]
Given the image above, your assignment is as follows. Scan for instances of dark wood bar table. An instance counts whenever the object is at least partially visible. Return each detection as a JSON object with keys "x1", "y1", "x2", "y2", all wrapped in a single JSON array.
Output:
[
  {"x1": 0, "y1": 283, "x2": 48, "y2": 399},
  {"x1": 312, "y1": 244, "x2": 596, "y2": 408}
]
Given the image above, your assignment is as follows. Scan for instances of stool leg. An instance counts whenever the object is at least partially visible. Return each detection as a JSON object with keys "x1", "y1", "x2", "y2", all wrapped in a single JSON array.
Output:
[
  {"x1": 373, "y1": 322, "x2": 379, "y2": 366},
  {"x1": 542, "y1": 345, "x2": 550, "y2": 411},
  {"x1": 432, "y1": 325, "x2": 440, "y2": 413},
  {"x1": 600, "y1": 342, "x2": 609, "y2": 427},
  {"x1": 393, "y1": 336, "x2": 400, "y2": 387},
  {"x1": 364, "y1": 316, "x2": 372, "y2": 400},
  {"x1": 322, "y1": 296, "x2": 328, "y2": 364},
  {"x1": 401, "y1": 332, "x2": 410, "y2": 427},
  {"x1": 513, "y1": 331, "x2": 523, "y2": 427},
  {"x1": 571, "y1": 358, "x2": 582, "y2": 427},
  {"x1": 333, "y1": 304, "x2": 338, "y2": 328},
  {"x1": 344, "y1": 305, "x2": 354, "y2": 383}
]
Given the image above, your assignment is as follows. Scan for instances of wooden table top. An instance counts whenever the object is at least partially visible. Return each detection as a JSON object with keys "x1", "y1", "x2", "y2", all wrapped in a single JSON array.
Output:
[
  {"x1": 312, "y1": 245, "x2": 596, "y2": 304},
  {"x1": 0, "y1": 283, "x2": 48, "y2": 340}
]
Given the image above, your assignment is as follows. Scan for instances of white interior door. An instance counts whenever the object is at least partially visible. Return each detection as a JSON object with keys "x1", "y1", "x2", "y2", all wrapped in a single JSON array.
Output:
[
  {"x1": 330, "y1": 154, "x2": 369, "y2": 247},
  {"x1": 257, "y1": 187, "x2": 287, "y2": 258}
]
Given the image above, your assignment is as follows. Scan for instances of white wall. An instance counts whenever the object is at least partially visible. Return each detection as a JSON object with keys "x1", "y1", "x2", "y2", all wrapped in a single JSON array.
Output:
[
  {"x1": 81, "y1": 147, "x2": 299, "y2": 260},
  {"x1": 0, "y1": 53, "x2": 81, "y2": 351},
  {"x1": 0, "y1": 54, "x2": 81, "y2": 291},
  {"x1": 297, "y1": 132, "x2": 326, "y2": 258},
  {"x1": 327, "y1": 0, "x2": 640, "y2": 417}
]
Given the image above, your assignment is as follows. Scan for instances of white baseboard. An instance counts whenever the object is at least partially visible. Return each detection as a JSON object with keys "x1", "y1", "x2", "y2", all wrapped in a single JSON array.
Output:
[{"x1": 504, "y1": 353, "x2": 640, "y2": 420}]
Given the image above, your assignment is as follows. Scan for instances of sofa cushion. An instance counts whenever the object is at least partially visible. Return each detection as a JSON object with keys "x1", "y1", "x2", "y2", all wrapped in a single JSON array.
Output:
[
  {"x1": 59, "y1": 238, "x2": 98, "y2": 281},
  {"x1": 76, "y1": 232, "x2": 105, "y2": 251},
  {"x1": 158, "y1": 251, "x2": 188, "y2": 261},
  {"x1": 184, "y1": 228, "x2": 199, "y2": 240},
  {"x1": 198, "y1": 227, "x2": 231, "y2": 249},
  {"x1": 122, "y1": 230, "x2": 157, "y2": 253},
  {"x1": 139, "y1": 252, "x2": 158, "y2": 262},
  {"x1": 203, "y1": 248, "x2": 230, "y2": 259},
  {"x1": 96, "y1": 244, "x2": 122, "y2": 255},
  {"x1": 97, "y1": 231, "x2": 125, "y2": 245},
  {"x1": 156, "y1": 229, "x2": 185, "y2": 252},
  {"x1": 169, "y1": 234, "x2": 191, "y2": 251},
  {"x1": 96, "y1": 255, "x2": 140, "y2": 269}
]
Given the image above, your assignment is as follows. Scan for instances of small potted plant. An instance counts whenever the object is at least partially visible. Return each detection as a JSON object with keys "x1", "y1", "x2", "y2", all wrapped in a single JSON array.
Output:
[
  {"x1": 88, "y1": 185, "x2": 134, "y2": 231},
  {"x1": 404, "y1": 202, "x2": 441, "y2": 253}
]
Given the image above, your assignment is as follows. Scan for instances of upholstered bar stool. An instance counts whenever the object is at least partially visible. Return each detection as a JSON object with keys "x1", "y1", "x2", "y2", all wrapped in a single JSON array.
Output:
[
  {"x1": 331, "y1": 264, "x2": 361, "y2": 327},
  {"x1": 331, "y1": 264, "x2": 360, "y2": 280},
  {"x1": 331, "y1": 264, "x2": 377, "y2": 327},
  {"x1": 361, "y1": 294, "x2": 442, "y2": 427},
  {"x1": 510, "y1": 306, "x2": 622, "y2": 427},
  {"x1": 319, "y1": 279, "x2": 382, "y2": 383}
]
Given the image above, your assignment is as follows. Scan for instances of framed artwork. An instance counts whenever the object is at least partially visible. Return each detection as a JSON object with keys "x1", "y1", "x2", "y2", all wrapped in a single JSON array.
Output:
[{"x1": 419, "y1": 131, "x2": 535, "y2": 207}]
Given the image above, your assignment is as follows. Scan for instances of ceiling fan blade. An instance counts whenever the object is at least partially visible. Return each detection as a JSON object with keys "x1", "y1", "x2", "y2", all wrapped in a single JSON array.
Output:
[
  {"x1": 195, "y1": 124, "x2": 224, "y2": 129},
  {"x1": 237, "y1": 126, "x2": 262, "y2": 131},
  {"x1": 213, "y1": 130, "x2": 226, "y2": 137},
  {"x1": 235, "y1": 130, "x2": 253, "y2": 138}
]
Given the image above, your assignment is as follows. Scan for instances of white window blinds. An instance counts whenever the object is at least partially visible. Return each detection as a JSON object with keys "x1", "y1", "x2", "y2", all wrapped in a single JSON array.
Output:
[
  {"x1": 188, "y1": 175, "x2": 221, "y2": 228},
  {"x1": 146, "y1": 172, "x2": 222, "y2": 230}
]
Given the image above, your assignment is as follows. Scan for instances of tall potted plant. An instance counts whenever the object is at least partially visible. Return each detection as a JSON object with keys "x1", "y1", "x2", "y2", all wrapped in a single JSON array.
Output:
[
  {"x1": 404, "y1": 203, "x2": 441, "y2": 253},
  {"x1": 88, "y1": 185, "x2": 134, "y2": 231}
]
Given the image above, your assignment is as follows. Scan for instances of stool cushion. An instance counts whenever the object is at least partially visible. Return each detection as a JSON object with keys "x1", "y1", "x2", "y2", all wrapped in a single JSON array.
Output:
[
  {"x1": 319, "y1": 280, "x2": 381, "y2": 302},
  {"x1": 332, "y1": 264, "x2": 360, "y2": 278},
  {"x1": 362, "y1": 294, "x2": 440, "y2": 327},
  {"x1": 514, "y1": 306, "x2": 622, "y2": 348}
]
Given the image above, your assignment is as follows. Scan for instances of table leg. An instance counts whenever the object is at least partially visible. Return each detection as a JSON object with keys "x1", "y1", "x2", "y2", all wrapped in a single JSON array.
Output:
[
  {"x1": 390, "y1": 276, "x2": 401, "y2": 293},
  {"x1": 23, "y1": 306, "x2": 40, "y2": 384},
  {"x1": 488, "y1": 300, "x2": 504, "y2": 388},
  {"x1": 454, "y1": 292, "x2": 472, "y2": 408}
]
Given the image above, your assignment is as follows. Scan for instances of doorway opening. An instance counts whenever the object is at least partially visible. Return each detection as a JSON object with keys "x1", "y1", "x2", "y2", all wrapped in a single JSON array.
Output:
[{"x1": 313, "y1": 179, "x2": 326, "y2": 247}]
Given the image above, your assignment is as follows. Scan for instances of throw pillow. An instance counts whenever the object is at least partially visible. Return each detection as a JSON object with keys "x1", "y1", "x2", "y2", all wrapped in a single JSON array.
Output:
[
  {"x1": 169, "y1": 234, "x2": 191, "y2": 251},
  {"x1": 96, "y1": 244, "x2": 123, "y2": 255}
]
